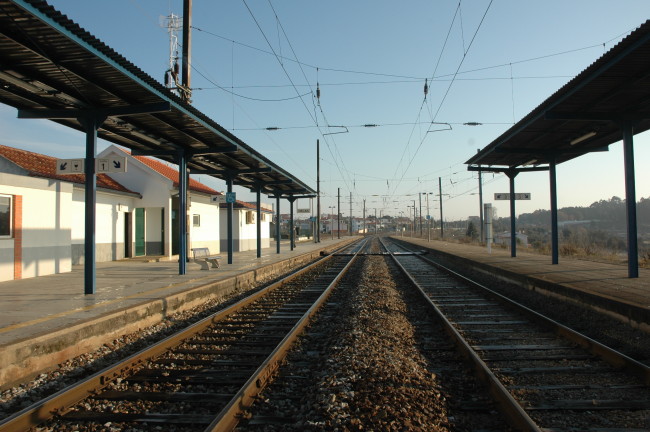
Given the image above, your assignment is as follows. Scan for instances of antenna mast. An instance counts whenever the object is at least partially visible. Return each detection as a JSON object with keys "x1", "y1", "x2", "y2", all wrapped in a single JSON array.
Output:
[{"x1": 161, "y1": 11, "x2": 191, "y2": 102}]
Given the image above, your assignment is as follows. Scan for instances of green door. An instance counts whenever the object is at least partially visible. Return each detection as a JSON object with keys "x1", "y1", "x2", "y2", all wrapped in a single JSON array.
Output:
[{"x1": 135, "y1": 208, "x2": 145, "y2": 256}]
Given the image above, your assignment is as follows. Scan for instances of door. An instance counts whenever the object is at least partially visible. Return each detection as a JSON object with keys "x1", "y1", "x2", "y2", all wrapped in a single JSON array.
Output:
[
  {"x1": 124, "y1": 211, "x2": 133, "y2": 258},
  {"x1": 135, "y1": 208, "x2": 145, "y2": 256},
  {"x1": 171, "y1": 197, "x2": 179, "y2": 255}
]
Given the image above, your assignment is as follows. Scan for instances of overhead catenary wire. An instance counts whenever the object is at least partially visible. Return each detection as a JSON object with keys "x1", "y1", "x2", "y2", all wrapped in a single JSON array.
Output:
[
  {"x1": 395, "y1": 0, "x2": 494, "y2": 195},
  {"x1": 241, "y1": 0, "x2": 354, "y2": 194},
  {"x1": 190, "y1": 22, "x2": 633, "y2": 89}
]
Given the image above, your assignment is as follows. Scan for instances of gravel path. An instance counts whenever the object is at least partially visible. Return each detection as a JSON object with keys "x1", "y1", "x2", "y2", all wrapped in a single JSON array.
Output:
[{"x1": 238, "y1": 255, "x2": 512, "y2": 431}]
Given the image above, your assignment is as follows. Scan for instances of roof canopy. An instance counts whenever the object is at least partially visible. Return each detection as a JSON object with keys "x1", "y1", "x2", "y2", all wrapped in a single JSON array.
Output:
[
  {"x1": 0, "y1": 0, "x2": 315, "y2": 198},
  {"x1": 466, "y1": 20, "x2": 650, "y2": 168}
]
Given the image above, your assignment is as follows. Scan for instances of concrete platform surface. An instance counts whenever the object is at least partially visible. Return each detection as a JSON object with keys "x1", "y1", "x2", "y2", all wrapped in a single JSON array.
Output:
[{"x1": 0, "y1": 237, "x2": 356, "y2": 388}]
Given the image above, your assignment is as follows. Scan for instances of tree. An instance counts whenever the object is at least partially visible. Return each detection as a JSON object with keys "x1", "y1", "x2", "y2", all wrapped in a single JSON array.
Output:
[{"x1": 466, "y1": 221, "x2": 478, "y2": 239}]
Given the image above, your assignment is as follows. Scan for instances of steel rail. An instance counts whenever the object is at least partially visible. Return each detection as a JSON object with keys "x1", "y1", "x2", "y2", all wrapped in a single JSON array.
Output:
[
  {"x1": 206, "y1": 237, "x2": 369, "y2": 431},
  {"x1": 379, "y1": 237, "x2": 542, "y2": 432},
  {"x1": 389, "y1": 237, "x2": 650, "y2": 385},
  {"x1": 0, "y1": 240, "x2": 360, "y2": 432}
]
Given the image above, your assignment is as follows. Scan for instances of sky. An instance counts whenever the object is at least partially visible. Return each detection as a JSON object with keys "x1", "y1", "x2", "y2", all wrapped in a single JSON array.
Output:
[{"x1": 2, "y1": 0, "x2": 650, "y2": 221}]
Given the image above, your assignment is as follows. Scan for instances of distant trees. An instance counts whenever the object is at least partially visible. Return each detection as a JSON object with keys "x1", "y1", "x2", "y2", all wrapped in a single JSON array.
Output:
[
  {"x1": 511, "y1": 196, "x2": 648, "y2": 256},
  {"x1": 466, "y1": 221, "x2": 478, "y2": 239}
]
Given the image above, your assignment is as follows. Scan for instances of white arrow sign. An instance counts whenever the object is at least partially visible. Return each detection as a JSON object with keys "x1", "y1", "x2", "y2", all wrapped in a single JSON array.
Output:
[
  {"x1": 96, "y1": 156, "x2": 127, "y2": 173},
  {"x1": 56, "y1": 158, "x2": 84, "y2": 174}
]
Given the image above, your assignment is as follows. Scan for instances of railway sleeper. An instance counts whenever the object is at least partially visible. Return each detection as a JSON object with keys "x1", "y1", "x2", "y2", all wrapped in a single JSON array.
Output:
[
  {"x1": 526, "y1": 399, "x2": 650, "y2": 410},
  {"x1": 91, "y1": 390, "x2": 233, "y2": 402},
  {"x1": 62, "y1": 411, "x2": 215, "y2": 424},
  {"x1": 482, "y1": 353, "x2": 594, "y2": 362},
  {"x1": 496, "y1": 365, "x2": 614, "y2": 374}
]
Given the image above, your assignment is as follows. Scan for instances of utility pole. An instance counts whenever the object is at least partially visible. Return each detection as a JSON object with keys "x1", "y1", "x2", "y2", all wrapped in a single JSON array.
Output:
[
  {"x1": 477, "y1": 149, "x2": 484, "y2": 243},
  {"x1": 426, "y1": 193, "x2": 431, "y2": 242},
  {"x1": 363, "y1": 199, "x2": 366, "y2": 236},
  {"x1": 419, "y1": 192, "x2": 423, "y2": 237},
  {"x1": 439, "y1": 177, "x2": 444, "y2": 239},
  {"x1": 412, "y1": 200, "x2": 416, "y2": 237},
  {"x1": 349, "y1": 191, "x2": 352, "y2": 236},
  {"x1": 337, "y1": 187, "x2": 340, "y2": 239},
  {"x1": 181, "y1": 0, "x2": 192, "y2": 103},
  {"x1": 316, "y1": 139, "x2": 320, "y2": 243}
]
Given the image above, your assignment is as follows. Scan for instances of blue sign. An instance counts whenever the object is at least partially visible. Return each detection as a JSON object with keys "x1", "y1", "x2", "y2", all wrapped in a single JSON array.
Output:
[
  {"x1": 309, "y1": 216, "x2": 317, "y2": 222},
  {"x1": 226, "y1": 192, "x2": 236, "y2": 203}
]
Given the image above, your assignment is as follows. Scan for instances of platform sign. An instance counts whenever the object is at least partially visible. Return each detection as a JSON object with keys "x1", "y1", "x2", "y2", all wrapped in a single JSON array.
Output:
[
  {"x1": 309, "y1": 216, "x2": 317, "y2": 222},
  {"x1": 426, "y1": 215, "x2": 431, "y2": 220},
  {"x1": 225, "y1": 192, "x2": 236, "y2": 203},
  {"x1": 494, "y1": 193, "x2": 531, "y2": 200},
  {"x1": 297, "y1": 208, "x2": 310, "y2": 213},
  {"x1": 211, "y1": 195, "x2": 227, "y2": 203},
  {"x1": 96, "y1": 156, "x2": 127, "y2": 173},
  {"x1": 56, "y1": 158, "x2": 84, "y2": 174}
]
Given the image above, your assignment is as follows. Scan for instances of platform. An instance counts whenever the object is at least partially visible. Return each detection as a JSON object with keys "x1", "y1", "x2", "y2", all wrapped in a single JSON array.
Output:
[
  {"x1": 0, "y1": 237, "x2": 357, "y2": 389},
  {"x1": 393, "y1": 235, "x2": 650, "y2": 332}
]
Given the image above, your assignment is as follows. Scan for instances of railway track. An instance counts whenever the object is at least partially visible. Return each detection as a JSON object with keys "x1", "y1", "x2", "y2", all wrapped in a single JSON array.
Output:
[
  {"x1": 382, "y1": 237, "x2": 650, "y2": 431},
  {"x1": 0, "y1": 239, "x2": 369, "y2": 432}
]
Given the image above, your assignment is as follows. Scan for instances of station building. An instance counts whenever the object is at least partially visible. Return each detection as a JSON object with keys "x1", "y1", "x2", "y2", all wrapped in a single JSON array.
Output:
[{"x1": 0, "y1": 144, "x2": 230, "y2": 281}]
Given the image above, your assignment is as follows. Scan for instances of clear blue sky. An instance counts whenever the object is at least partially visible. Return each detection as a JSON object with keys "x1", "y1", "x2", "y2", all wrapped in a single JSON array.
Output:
[{"x1": 2, "y1": 0, "x2": 649, "y2": 220}]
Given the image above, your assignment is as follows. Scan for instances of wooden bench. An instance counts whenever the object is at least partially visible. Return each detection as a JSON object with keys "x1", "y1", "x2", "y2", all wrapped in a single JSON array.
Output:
[{"x1": 191, "y1": 247, "x2": 221, "y2": 270}]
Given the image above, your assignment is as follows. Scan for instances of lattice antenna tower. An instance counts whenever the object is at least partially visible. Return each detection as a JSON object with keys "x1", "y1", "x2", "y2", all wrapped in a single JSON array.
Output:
[{"x1": 160, "y1": 13, "x2": 182, "y2": 93}]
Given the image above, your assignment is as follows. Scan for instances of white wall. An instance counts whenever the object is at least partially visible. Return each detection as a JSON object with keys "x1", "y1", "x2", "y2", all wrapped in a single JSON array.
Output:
[
  {"x1": 219, "y1": 208, "x2": 271, "y2": 252},
  {"x1": 0, "y1": 173, "x2": 72, "y2": 281},
  {"x1": 71, "y1": 187, "x2": 138, "y2": 264},
  {"x1": 101, "y1": 147, "x2": 178, "y2": 258},
  {"x1": 189, "y1": 194, "x2": 220, "y2": 253}
]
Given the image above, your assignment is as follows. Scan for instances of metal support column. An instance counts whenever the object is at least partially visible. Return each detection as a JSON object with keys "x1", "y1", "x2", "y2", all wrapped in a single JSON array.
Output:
[
  {"x1": 276, "y1": 196, "x2": 281, "y2": 254},
  {"x1": 17, "y1": 102, "x2": 171, "y2": 294},
  {"x1": 337, "y1": 188, "x2": 340, "y2": 239},
  {"x1": 316, "y1": 139, "x2": 321, "y2": 243},
  {"x1": 256, "y1": 186, "x2": 262, "y2": 258},
  {"x1": 349, "y1": 192, "x2": 352, "y2": 236},
  {"x1": 227, "y1": 177, "x2": 234, "y2": 264},
  {"x1": 79, "y1": 115, "x2": 104, "y2": 294},
  {"x1": 412, "y1": 200, "x2": 416, "y2": 237},
  {"x1": 507, "y1": 170, "x2": 517, "y2": 258},
  {"x1": 177, "y1": 151, "x2": 188, "y2": 274},
  {"x1": 419, "y1": 192, "x2": 423, "y2": 237},
  {"x1": 289, "y1": 197, "x2": 295, "y2": 250},
  {"x1": 549, "y1": 157, "x2": 559, "y2": 265},
  {"x1": 478, "y1": 162, "x2": 484, "y2": 243},
  {"x1": 622, "y1": 121, "x2": 638, "y2": 278},
  {"x1": 439, "y1": 177, "x2": 443, "y2": 239}
]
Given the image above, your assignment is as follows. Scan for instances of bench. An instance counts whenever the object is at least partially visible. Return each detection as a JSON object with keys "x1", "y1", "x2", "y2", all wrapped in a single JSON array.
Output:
[{"x1": 191, "y1": 247, "x2": 221, "y2": 270}]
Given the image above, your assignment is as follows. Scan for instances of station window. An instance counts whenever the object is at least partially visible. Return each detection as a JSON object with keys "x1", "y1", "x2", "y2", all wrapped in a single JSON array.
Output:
[
  {"x1": 192, "y1": 214, "x2": 200, "y2": 227},
  {"x1": 0, "y1": 195, "x2": 11, "y2": 238}
]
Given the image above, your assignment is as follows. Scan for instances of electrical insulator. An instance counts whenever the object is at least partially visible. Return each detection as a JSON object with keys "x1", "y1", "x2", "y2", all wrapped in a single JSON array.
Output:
[
  {"x1": 316, "y1": 82, "x2": 321, "y2": 101},
  {"x1": 164, "y1": 71, "x2": 170, "y2": 86},
  {"x1": 424, "y1": 78, "x2": 428, "y2": 97},
  {"x1": 173, "y1": 62, "x2": 179, "y2": 78}
]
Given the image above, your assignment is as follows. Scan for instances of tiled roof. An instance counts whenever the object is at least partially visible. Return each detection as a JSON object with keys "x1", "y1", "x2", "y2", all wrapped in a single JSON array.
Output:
[
  {"x1": 133, "y1": 155, "x2": 219, "y2": 195},
  {"x1": 0, "y1": 145, "x2": 137, "y2": 194}
]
